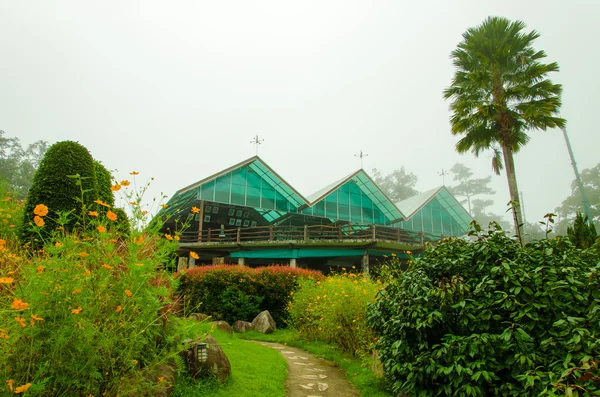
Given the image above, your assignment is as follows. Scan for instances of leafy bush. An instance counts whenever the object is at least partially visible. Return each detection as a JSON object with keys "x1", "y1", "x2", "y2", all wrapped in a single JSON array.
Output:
[
  {"x1": 93, "y1": 160, "x2": 115, "y2": 207},
  {"x1": 289, "y1": 270, "x2": 381, "y2": 356},
  {"x1": 178, "y1": 265, "x2": 323, "y2": 326},
  {"x1": 568, "y1": 212, "x2": 598, "y2": 249},
  {"x1": 1, "y1": 197, "x2": 191, "y2": 396},
  {"x1": 0, "y1": 185, "x2": 24, "y2": 241},
  {"x1": 368, "y1": 231, "x2": 600, "y2": 396},
  {"x1": 21, "y1": 141, "x2": 98, "y2": 245}
]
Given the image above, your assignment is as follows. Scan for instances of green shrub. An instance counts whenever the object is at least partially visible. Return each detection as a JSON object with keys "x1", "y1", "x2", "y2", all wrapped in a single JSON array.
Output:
[
  {"x1": 0, "y1": 185, "x2": 24, "y2": 241},
  {"x1": 568, "y1": 212, "x2": 598, "y2": 249},
  {"x1": 93, "y1": 160, "x2": 115, "y2": 207},
  {"x1": 178, "y1": 265, "x2": 323, "y2": 326},
  {"x1": 21, "y1": 141, "x2": 98, "y2": 245},
  {"x1": 289, "y1": 270, "x2": 380, "y2": 356},
  {"x1": 368, "y1": 231, "x2": 600, "y2": 396}
]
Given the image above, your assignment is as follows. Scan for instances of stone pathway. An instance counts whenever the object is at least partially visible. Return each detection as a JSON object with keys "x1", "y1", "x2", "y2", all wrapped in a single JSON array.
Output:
[{"x1": 256, "y1": 342, "x2": 361, "y2": 397}]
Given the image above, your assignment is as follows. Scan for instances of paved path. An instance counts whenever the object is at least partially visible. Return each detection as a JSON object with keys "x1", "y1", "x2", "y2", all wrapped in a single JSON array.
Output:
[{"x1": 256, "y1": 342, "x2": 361, "y2": 397}]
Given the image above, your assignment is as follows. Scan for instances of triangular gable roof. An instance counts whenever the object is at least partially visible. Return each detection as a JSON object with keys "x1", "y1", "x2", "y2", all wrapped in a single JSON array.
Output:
[
  {"x1": 306, "y1": 169, "x2": 405, "y2": 223},
  {"x1": 395, "y1": 186, "x2": 472, "y2": 228},
  {"x1": 162, "y1": 156, "x2": 309, "y2": 216}
]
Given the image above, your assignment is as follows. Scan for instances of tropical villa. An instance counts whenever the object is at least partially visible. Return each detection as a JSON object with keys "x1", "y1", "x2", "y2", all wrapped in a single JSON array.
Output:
[{"x1": 158, "y1": 156, "x2": 472, "y2": 273}]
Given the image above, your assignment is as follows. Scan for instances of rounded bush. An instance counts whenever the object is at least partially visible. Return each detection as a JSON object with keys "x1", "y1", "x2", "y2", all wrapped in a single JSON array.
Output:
[
  {"x1": 93, "y1": 160, "x2": 115, "y2": 207},
  {"x1": 21, "y1": 141, "x2": 97, "y2": 245},
  {"x1": 368, "y1": 232, "x2": 600, "y2": 396}
]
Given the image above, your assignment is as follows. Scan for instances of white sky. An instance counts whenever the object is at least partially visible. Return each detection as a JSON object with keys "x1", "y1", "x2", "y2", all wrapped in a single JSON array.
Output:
[{"x1": 1, "y1": 1, "x2": 598, "y2": 224}]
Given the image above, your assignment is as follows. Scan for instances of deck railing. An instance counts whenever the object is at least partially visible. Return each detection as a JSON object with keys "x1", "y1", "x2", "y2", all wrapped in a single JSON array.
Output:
[{"x1": 179, "y1": 223, "x2": 439, "y2": 246}]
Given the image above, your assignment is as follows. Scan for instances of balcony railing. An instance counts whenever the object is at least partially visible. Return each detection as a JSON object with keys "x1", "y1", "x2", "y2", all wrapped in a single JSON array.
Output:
[{"x1": 179, "y1": 223, "x2": 439, "y2": 246}]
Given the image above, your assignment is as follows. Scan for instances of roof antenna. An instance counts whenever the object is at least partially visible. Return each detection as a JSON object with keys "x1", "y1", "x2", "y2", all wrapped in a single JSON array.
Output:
[
  {"x1": 438, "y1": 169, "x2": 448, "y2": 186},
  {"x1": 250, "y1": 135, "x2": 264, "y2": 156},
  {"x1": 354, "y1": 150, "x2": 368, "y2": 169}
]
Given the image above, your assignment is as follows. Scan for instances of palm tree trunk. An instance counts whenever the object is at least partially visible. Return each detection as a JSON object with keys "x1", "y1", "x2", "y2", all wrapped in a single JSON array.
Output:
[{"x1": 501, "y1": 145, "x2": 524, "y2": 245}]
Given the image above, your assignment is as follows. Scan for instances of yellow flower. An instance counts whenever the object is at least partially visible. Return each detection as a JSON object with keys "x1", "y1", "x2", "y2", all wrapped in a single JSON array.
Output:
[
  {"x1": 15, "y1": 383, "x2": 32, "y2": 393},
  {"x1": 164, "y1": 234, "x2": 173, "y2": 241},
  {"x1": 11, "y1": 299, "x2": 29, "y2": 311},
  {"x1": 88, "y1": 211, "x2": 99, "y2": 217},
  {"x1": 131, "y1": 359, "x2": 138, "y2": 365},
  {"x1": 0, "y1": 277, "x2": 13, "y2": 284},
  {"x1": 406, "y1": 250, "x2": 412, "y2": 255},
  {"x1": 71, "y1": 307, "x2": 82, "y2": 315},
  {"x1": 110, "y1": 184, "x2": 121, "y2": 191},
  {"x1": 94, "y1": 200, "x2": 110, "y2": 208},
  {"x1": 107, "y1": 211, "x2": 117, "y2": 221},
  {"x1": 190, "y1": 252, "x2": 199, "y2": 260},
  {"x1": 33, "y1": 215, "x2": 45, "y2": 227},
  {"x1": 15, "y1": 317, "x2": 26, "y2": 328},
  {"x1": 191, "y1": 206, "x2": 200, "y2": 214},
  {"x1": 120, "y1": 180, "x2": 130, "y2": 186},
  {"x1": 135, "y1": 263, "x2": 144, "y2": 267},
  {"x1": 34, "y1": 204, "x2": 49, "y2": 216},
  {"x1": 130, "y1": 171, "x2": 139, "y2": 175},
  {"x1": 174, "y1": 235, "x2": 180, "y2": 241},
  {"x1": 125, "y1": 289, "x2": 132, "y2": 297},
  {"x1": 160, "y1": 204, "x2": 168, "y2": 209}
]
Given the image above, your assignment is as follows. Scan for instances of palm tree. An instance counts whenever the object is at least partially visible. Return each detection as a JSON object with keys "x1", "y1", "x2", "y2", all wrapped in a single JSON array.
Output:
[{"x1": 444, "y1": 16, "x2": 565, "y2": 245}]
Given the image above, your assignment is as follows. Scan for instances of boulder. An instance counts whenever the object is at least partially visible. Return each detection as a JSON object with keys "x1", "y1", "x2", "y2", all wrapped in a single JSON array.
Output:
[
  {"x1": 211, "y1": 320, "x2": 233, "y2": 335},
  {"x1": 232, "y1": 320, "x2": 252, "y2": 333},
  {"x1": 202, "y1": 335, "x2": 231, "y2": 383},
  {"x1": 251, "y1": 310, "x2": 276, "y2": 334},
  {"x1": 190, "y1": 313, "x2": 210, "y2": 321}
]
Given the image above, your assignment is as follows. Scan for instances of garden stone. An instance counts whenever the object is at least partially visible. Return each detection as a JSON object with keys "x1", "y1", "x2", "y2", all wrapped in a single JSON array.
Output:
[
  {"x1": 190, "y1": 313, "x2": 210, "y2": 321},
  {"x1": 233, "y1": 320, "x2": 252, "y2": 333},
  {"x1": 251, "y1": 310, "x2": 276, "y2": 334},
  {"x1": 202, "y1": 335, "x2": 231, "y2": 383},
  {"x1": 211, "y1": 320, "x2": 233, "y2": 334}
]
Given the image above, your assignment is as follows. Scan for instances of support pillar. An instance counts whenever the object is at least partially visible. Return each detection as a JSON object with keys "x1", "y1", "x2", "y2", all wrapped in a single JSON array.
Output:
[
  {"x1": 238, "y1": 257, "x2": 246, "y2": 266},
  {"x1": 362, "y1": 250, "x2": 369, "y2": 279},
  {"x1": 290, "y1": 258, "x2": 297, "y2": 268},
  {"x1": 177, "y1": 257, "x2": 189, "y2": 272},
  {"x1": 189, "y1": 257, "x2": 196, "y2": 268}
]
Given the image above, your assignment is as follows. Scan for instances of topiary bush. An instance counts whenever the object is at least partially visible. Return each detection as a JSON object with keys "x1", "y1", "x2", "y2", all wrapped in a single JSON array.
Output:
[
  {"x1": 368, "y1": 231, "x2": 600, "y2": 396},
  {"x1": 178, "y1": 265, "x2": 323, "y2": 327},
  {"x1": 93, "y1": 160, "x2": 115, "y2": 207},
  {"x1": 21, "y1": 141, "x2": 98, "y2": 245},
  {"x1": 289, "y1": 270, "x2": 381, "y2": 356}
]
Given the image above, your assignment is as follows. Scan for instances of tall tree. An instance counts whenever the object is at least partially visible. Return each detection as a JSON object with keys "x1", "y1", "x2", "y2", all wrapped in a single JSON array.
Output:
[
  {"x1": 447, "y1": 163, "x2": 495, "y2": 214},
  {"x1": 371, "y1": 167, "x2": 419, "y2": 202},
  {"x1": 555, "y1": 163, "x2": 600, "y2": 232},
  {"x1": 444, "y1": 16, "x2": 565, "y2": 245}
]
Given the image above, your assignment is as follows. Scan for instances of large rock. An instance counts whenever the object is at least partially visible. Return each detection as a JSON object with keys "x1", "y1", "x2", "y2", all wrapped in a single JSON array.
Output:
[
  {"x1": 232, "y1": 320, "x2": 252, "y2": 333},
  {"x1": 211, "y1": 320, "x2": 233, "y2": 335},
  {"x1": 190, "y1": 313, "x2": 210, "y2": 321},
  {"x1": 251, "y1": 310, "x2": 276, "y2": 334},
  {"x1": 182, "y1": 335, "x2": 231, "y2": 383}
]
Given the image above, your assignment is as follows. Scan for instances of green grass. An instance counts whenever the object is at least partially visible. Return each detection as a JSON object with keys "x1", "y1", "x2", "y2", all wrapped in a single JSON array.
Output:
[
  {"x1": 239, "y1": 329, "x2": 394, "y2": 397},
  {"x1": 172, "y1": 325, "x2": 287, "y2": 397}
]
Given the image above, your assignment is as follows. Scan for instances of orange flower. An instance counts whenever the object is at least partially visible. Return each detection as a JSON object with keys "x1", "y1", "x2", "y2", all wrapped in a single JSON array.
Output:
[
  {"x1": 0, "y1": 239, "x2": 5, "y2": 245},
  {"x1": 37, "y1": 266, "x2": 44, "y2": 274},
  {"x1": 97, "y1": 226, "x2": 107, "y2": 233},
  {"x1": 120, "y1": 180, "x2": 130, "y2": 186},
  {"x1": 131, "y1": 359, "x2": 138, "y2": 365},
  {"x1": 94, "y1": 200, "x2": 110, "y2": 208},
  {"x1": 88, "y1": 211, "x2": 99, "y2": 217},
  {"x1": 31, "y1": 314, "x2": 43, "y2": 321},
  {"x1": 191, "y1": 206, "x2": 200, "y2": 214},
  {"x1": 11, "y1": 299, "x2": 29, "y2": 311},
  {"x1": 164, "y1": 234, "x2": 173, "y2": 241},
  {"x1": 160, "y1": 204, "x2": 168, "y2": 209},
  {"x1": 6, "y1": 379, "x2": 13, "y2": 392},
  {"x1": 406, "y1": 250, "x2": 412, "y2": 255},
  {"x1": 129, "y1": 201, "x2": 138, "y2": 206},
  {"x1": 116, "y1": 305, "x2": 122, "y2": 312},
  {"x1": 125, "y1": 289, "x2": 132, "y2": 297},
  {"x1": 0, "y1": 329, "x2": 8, "y2": 339},
  {"x1": 130, "y1": 171, "x2": 139, "y2": 175},
  {"x1": 15, "y1": 383, "x2": 32, "y2": 393},
  {"x1": 34, "y1": 204, "x2": 49, "y2": 216},
  {"x1": 102, "y1": 263, "x2": 112, "y2": 269},
  {"x1": 140, "y1": 210, "x2": 148, "y2": 215},
  {"x1": 110, "y1": 184, "x2": 121, "y2": 191},
  {"x1": 190, "y1": 252, "x2": 199, "y2": 260},
  {"x1": 0, "y1": 277, "x2": 13, "y2": 284},
  {"x1": 83, "y1": 270, "x2": 91, "y2": 276},
  {"x1": 33, "y1": 216, "x2": 45, "y2": 227},
  {"x1": 174, "y1": 235, "x2": 180, "y2": 241},
  {"x1": 78, "y1": 252, "x2": 89, "y2": 257},
  {"x1": 71, "y1": 307, "x2": 82, "y2": 315},
  {"x1": 55, "y1": 242, "x2": 63, "y2": 247},
  {"x1": 133, "y1": 235, "x2": 144, "y2": 245},
  {"x1": 106, "y1": 211, "x2": 117, "y2": 221},
  {"x1": 15, "y1": 317, "x2": 26, "y2": 327},
  {"x1": 72, "y1": 289, "x2": 82, "y2": 295}
]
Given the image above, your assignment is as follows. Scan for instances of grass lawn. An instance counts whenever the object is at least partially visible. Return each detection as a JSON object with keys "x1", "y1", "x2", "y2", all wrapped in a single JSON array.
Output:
[
  {"x1": 172, "y1": 326, "x2": 287, "y2": 397},
  {"x1": 239, "y1": 328, "x2": 394, "y2": 397}
]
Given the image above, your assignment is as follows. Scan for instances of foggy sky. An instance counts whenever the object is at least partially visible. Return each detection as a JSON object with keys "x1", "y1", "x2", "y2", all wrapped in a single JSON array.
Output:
[{"x1": 1, "y1": 1, "x2": 598, "y2": 224}]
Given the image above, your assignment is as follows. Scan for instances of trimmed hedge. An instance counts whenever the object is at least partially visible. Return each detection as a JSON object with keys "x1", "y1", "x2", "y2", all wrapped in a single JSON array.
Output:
[
  {"x1": 368, "y1": 232, "x2": 600, "y2": 396},
  {"x1": 178, "y1": 265, "x2": 324, "y2": 327},
  {"x1": 21, "y1": 141, "x2": 97, "y2": 244}
]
